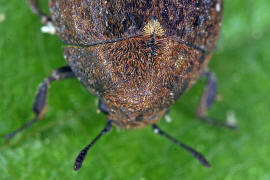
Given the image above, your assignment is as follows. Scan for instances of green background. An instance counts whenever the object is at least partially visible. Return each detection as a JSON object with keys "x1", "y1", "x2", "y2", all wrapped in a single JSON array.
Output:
[{"x1": 0, "y1": 0, "x2": 270, "y2": 179}]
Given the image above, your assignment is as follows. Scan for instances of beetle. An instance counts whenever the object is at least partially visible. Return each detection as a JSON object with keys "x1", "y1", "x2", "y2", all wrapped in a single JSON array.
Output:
[{"x1": 6, "y1": 0, "x2": 236, "y2": 171}]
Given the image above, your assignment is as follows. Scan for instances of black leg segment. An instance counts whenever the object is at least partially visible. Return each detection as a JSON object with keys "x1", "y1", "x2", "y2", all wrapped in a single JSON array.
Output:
[
  {"x1": 197, "y1": 70, "x2": 237, "y2": 129},
  {"x1": 74, "y1": 120, "x2": 112, "y2": 171},
  {"x1": 5, "y1": 66, "x2": 75, "y2": 141},
  {"x1": 98, "y1": 99, "x2": 109, "y2": 115},
  {"x1": 152, "y1": 124, "x2": 210, "y2": 167}
]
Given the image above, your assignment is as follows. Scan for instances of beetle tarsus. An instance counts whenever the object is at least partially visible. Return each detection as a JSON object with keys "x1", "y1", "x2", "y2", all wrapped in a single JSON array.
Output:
[
  {"x1": 74, "y1": 120, "x2": 112, "y2": 171},
  {"x1": 5, "y1": 118, "x2": 38, "y2": 141},
  {"x1": 197, "y1": 70, "x2": 238, "y2": 130},
  {"x1": 199, "y1": 116, "x2": 238, "y2": 130},
  {"x1": 152, "y1": 124, "x2": 210, "y2": 167},
  {"x1": 5, "y1": 66, "x2": 75, "y2": 141}
]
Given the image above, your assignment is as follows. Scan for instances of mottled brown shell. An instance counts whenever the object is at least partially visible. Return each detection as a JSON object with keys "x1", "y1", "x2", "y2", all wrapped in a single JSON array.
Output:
[{"x1": 49, "y1": 0, "x2": 223, "y2": 128}]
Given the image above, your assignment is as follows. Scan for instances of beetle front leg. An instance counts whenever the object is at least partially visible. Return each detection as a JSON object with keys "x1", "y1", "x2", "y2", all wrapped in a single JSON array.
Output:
[
  {"x1": 5, "y1": 66, "x2": 75, "y2": 141},
  {"x1": 197, "y1": 70, "x2": 237, "y2": 129}
]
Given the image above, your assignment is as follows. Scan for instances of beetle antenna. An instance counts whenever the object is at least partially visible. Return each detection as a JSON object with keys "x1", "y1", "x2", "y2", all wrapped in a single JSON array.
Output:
[
  {"x1": 152, "y1": 124, "x2": 210, "y2": 167},
  {"x1": 74, "y1": 120, "x2": 112, "y2": 171}
]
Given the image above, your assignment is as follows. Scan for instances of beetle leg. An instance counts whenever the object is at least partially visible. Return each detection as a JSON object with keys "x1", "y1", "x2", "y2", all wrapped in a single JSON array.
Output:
[
  {"x1": 197, "y1": 70, "x2": 237, "y2": 129},
  {"x1": 27, "y1": 0, "x2": 51, "y2": 25},
  {"x1": 74, "y1": 120, "x2": 112, "y2": 171},
  {"x1": 5, "y1": 66, "x2": 75, "y2": 141},
  {"x1": 98, "y1": 99, "x2": 109, "y2": 115},
  {"x1": 152, "y1": 124, "x2": 210, "y2": 167}
]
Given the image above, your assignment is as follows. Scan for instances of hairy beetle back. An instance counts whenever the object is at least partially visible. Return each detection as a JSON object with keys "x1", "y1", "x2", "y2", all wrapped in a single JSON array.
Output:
[{"x1": 49, "y1": 0, "x2": 223, "y2": 128}]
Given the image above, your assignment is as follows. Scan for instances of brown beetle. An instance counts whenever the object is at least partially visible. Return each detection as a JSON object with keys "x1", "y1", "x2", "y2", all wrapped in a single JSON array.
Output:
[{"x1": 7, "y1": 0, "x2": 236, "y2": 171}]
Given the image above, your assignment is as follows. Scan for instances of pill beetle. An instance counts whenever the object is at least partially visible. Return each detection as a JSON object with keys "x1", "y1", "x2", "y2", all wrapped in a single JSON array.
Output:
[{"x1": 7, "y1": 0, "x2": 236, "y2": 171}]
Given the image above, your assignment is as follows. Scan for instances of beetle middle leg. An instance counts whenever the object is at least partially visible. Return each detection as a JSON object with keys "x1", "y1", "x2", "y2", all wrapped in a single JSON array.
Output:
[
  {"x1": 5, "y1": 66, "x2": 75, "y2": 141},
  {"x1": 197, "y1": 70, "x2": 237, "y2": 129}
]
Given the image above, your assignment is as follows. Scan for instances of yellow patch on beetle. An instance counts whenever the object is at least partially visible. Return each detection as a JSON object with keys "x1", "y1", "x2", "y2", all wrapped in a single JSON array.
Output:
[
  {"x1": 143, "y1": 20, "x2": 164, "y2": 36},
  {"x1": 175, "y1": 55, "x2": 185, "y2": 68}
]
